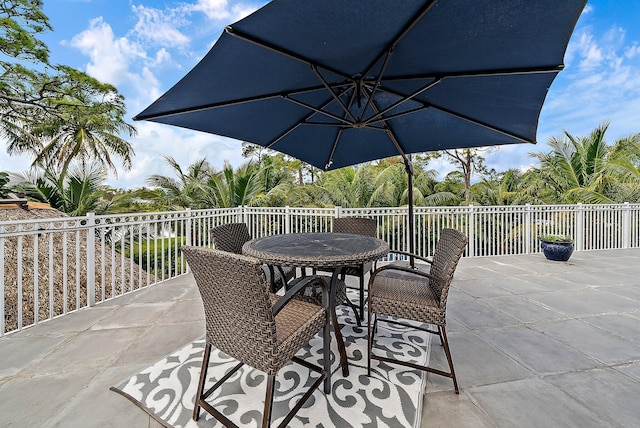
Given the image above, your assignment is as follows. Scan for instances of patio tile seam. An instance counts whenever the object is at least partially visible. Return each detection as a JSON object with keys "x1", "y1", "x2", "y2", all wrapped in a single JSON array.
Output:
[
  {"x1": 452, "y1": 327, "x2": 539, "y2": 383},
  {"x1": 516, "y1": 297, "x2": 638, "y2": 319},
  {"x1": 579, "y1": 316, "x2": 640, "y2": 343},
  {"x1": 424, "y1": 389, "x2": 501, "y2": 428},
  {"x1": 40, "y1": 368, "x2": 111, "y2": 428},
  {"x1": 1, "y1": 332, "x2": 82, "y2": 380},
  {"x1": 541, "y1": 368, "x2": 640, "y2": 428},
  {"x1": 463, "y1": 377, "x2": 617, "y2": 428},
  {"x1": 527, "y1": 325, "x2": 640, "y2": 367}
]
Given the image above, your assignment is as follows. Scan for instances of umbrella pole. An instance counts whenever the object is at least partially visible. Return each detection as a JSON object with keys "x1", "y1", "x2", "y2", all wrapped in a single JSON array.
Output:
[{"x1": 404, "y1": 158, "x2": 416, "y2": 268}]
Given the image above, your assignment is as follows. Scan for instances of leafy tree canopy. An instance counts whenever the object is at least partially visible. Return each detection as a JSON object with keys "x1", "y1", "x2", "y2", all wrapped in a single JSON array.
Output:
[{"x1": 0, "y1": 0, "x2": 136, "y2": 178}]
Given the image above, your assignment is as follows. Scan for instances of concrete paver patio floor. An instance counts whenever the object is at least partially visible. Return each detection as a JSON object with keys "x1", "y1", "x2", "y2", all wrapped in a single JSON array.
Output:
[{"x1": 1, "y1": 249, "x2": 639, "y2": 427}]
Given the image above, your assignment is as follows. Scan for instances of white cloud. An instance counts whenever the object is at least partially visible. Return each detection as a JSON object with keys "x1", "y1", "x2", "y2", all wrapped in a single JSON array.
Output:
[
  {"x1": 541, "y1": 18, "x2": 640, "y2": 141},
  {"x1": 626, "y1": 44, "x2": 640, "y2": 59},
  {"x1": 576, "y1": 32, "x2": 604, "y2": 70},
  {"x1": 230, "y1": 3, "x2": 261, "y2": 21},
  {"x1": 185, "y1": 0, "x2": 259, "y2": 22},
  {"x1": 154, "y1": 48, "x2": 171, "y2": 65},
  {"x1": 188, "y1": 0, "x2": 233, "y2": 20},
  {"x1": 108, "y1": 121, "x2": 245, "y2": 188},
  {"x1": 70, "y1": 17, "x2": 146, "y2": 86},
  {"x1": 131, "y1": 5, "x2": 190, "y2": 49}
]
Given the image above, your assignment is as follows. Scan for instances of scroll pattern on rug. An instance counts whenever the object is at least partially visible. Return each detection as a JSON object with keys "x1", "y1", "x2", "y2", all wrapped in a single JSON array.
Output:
[{"x1": 112, "y1": 292, "x2": 431, "y2": 428}]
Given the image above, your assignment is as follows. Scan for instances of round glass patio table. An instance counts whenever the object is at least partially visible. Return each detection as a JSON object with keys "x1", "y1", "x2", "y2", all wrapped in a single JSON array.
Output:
[{"x1": 243, "y1": 233, "x2": 389, "y2": 387}]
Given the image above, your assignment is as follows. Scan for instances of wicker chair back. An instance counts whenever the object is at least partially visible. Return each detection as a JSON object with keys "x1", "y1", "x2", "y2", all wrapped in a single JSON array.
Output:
[
  {"x1": 211, "y1": 222, "x2": 252, "y2": 254},
  {"x1": 429, "y1": 228, "x2": 468, "y2": 309},
  {"x1": 182, "y1": 246, "x2": 277, "y2": 369}
]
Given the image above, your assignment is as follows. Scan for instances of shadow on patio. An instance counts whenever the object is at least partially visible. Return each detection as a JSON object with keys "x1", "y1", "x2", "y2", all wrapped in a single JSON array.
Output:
[{"x1": 1, "y1": 249, "x2": 639, "y2": 427}]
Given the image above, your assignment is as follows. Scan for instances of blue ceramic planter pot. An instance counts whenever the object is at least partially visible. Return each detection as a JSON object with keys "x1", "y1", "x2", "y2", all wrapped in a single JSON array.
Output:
[{"x1": 541, "y1": 241, "x2": 574, "y2": 261}]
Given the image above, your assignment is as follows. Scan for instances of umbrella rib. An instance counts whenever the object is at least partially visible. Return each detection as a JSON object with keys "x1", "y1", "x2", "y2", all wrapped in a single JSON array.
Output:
[
  {"x1": 363, "y1": 77, "x2": 443, "y2": 125},
  {"x1": 366, "y1": 106, "x2": 430, "y2": 125},
  {"x1": 225, "y1": 26, "x2": 353, "y2": 83},
  {"x1": 266, "y1": 86, "x2": 354, "y2": 149},
  {"x1": 359, "y1": 49, "x2": 394, "y2": 122},
  {"x1": 312, "y1": 65, "x2": 356, "y2": 122},
  {"x1": 134, "y1": 83, "x2": 344, "y2": 120},
  {"x1": 363, "y1": 86, "x2": 410, "y2": 160},
  {"x1": 427, "y1": 102, "x2": 535, "y2": 143},
  {"x1": 362, "y1": 0, "x2": 439, "y2": 78},
  {"x1": 323, "y1": 84, "x2": 388, "y2": 169},
  {"x1": 283, "y1": 96, "x2": 352, "y2": 126},
  {"x1": 381, "y1": 65, "x2": 564, "y2": 82},
  {"x1": 325, "y1": 128, "x2": 343, "y2": 170},
  {"x1": 323, "y1": 86, "x2": 355, "y2": 170},
  {"x1": 377, "y1": 85, "x2": 536, "y2": 143}
]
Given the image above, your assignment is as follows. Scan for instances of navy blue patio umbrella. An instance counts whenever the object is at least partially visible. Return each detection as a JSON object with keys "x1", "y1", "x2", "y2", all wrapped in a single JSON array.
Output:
[{"x1": 135, "y1": 0, "x2": 586, "y2": 260}]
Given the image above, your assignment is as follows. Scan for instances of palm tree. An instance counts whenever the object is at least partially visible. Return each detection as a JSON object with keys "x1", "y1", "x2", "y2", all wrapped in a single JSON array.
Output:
[
  {"x1": 11, "y1": 162, "x2": 108, "y2": 216},
  {"x1": 208, "y1": 161, "x2": 262, "y2": 208},
  {"x1": 607, "y1": 132, "x2": 640, "y2": 202},
  {"x1": 370, "y1": 162, "x2": 416, "y2": 207},
  {"x1": 472, "y1": 169, "x2": 547, "y2": 205},
  {"x1": 6, "y1": 86, "x2": 136, "y2": 180},
  {"x1": 317, "y1": 166, "x2": 376, "y2": 208},
  {"x1": 248, "y1": 153, "x2": 297, "y2": 207},
  {"x1": 370, "y1": 160, "x2": 457, "y2": 207},
  {"x1": 530, "y1": 122, "x2": 619, "y2": 203},
  {"x1": 146, "y1": 156, "x2": 215, "y2": 209}
]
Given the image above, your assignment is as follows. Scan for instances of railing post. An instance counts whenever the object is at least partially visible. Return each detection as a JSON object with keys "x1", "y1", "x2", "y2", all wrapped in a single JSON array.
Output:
[
  {"x1": 335, "y1": 206, "x2": 342, "y2": 218},
  {"x1": 575, "y1": 203, "x2": 584, "y2": 251},
  {"x1": 468, "y1": 205, "x2": 475, "y2": 257},
  {"x1": 623, "y1": 202, "x2": 631, "y2": 249},
  {"x1": 285, "y1": 206, "x2": 291, "y2": 234},
  {"x1": 185, "y1": 208, "x2": 192, "y2": 247},
  {"x1": 242, "y1": 205, "x2": 248, "y2": 224},
  {"x1": 86, "y1": 213, "x2": 96, "y2": 307},
  {"x1": 525, "y1": 203, "x2": 532, "y2": 254}
]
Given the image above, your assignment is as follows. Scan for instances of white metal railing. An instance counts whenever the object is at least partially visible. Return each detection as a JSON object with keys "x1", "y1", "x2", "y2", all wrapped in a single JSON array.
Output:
[{"x1": 1, "y1": 203, "x2": 639, "y2": 336}]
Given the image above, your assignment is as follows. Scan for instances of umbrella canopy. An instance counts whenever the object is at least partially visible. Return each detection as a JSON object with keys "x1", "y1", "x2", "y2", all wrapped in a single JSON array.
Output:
[{"x1": 135, "y1": 0, "x2": 586, "y2": 257}]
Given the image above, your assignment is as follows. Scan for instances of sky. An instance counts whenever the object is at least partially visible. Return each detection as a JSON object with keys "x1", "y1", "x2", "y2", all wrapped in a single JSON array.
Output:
[{"x1": 1, "y1": 0, "x2": 640, "y2": 189}]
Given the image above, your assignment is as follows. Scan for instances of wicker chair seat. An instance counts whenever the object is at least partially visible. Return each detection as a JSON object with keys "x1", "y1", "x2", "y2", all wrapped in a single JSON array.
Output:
[
  {"x1": 368, "y1": 269, "x2": 445, "y2": 326},
  {"x1": 271, "y1": 295, "x2": 325, "y2": 357}
]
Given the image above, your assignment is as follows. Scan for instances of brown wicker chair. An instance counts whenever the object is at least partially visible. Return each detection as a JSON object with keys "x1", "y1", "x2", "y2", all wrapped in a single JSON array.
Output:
[
  {"x1": 367, "y1": 228, "x2": 468, "y2": 393},
  {"x1": 314, "y1": 217, "x2": 377, "y2": 321},
  {"x1": 182, "y1": 246, "x2": 330, "y2": 428},
  {"x1": 211, "y1": 222, "x2": 295, "y2": 291}
]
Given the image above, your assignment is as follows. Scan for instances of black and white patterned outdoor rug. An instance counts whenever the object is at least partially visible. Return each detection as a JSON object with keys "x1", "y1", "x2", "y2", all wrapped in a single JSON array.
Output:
[{"x1": 111, "y1": 293, "x2": 431, "y2": 427}]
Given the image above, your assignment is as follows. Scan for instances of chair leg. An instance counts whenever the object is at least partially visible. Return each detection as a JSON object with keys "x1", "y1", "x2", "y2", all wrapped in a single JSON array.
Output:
[
  {"x1": 441, "y1": 326, "x2": 459, "y2": 394},
  {"x1": 262, "y1": 375, "x2": 276, "y2": 428},
  {"x1": 359, "y1": 273, "x2": 365, "y2": 321},
  {"x1": 367, "y1": 312, "x2": 375, "y2": 376},
  {"x1": 332, "y1": 306, "x2": 350, "y2": 377},
  {"x1": 369, "y1": 318, "x2": 460, "y2": 393},
  {"x1": 322, "y1": 308, "x2": 331, "y2": 394},
  {"x1": 437, "y1": 325, "x2": 444, "y2": 346},
  {"x1": 193, "y1": 343, "x2": 212, "y2": 421}
]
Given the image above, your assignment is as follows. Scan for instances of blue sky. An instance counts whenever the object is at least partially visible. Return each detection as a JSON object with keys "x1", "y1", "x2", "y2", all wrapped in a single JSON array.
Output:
[{"x1": 2, "y1": 0, "x2": 640, "y2": 189}]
